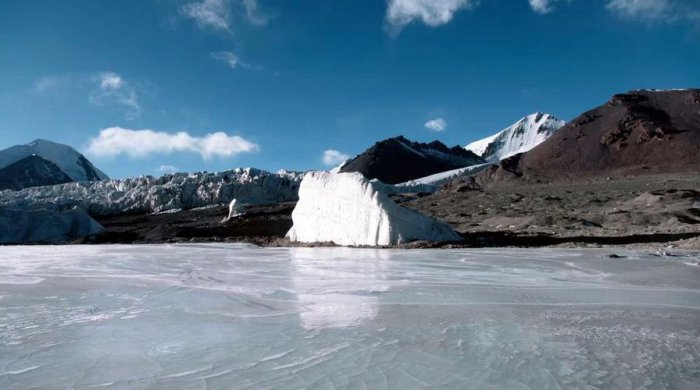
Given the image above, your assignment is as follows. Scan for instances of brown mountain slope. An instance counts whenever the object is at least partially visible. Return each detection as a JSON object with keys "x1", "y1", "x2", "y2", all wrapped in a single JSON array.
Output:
[{"x1": 513, "y1": 89, "x2": 700, "y2": 180}]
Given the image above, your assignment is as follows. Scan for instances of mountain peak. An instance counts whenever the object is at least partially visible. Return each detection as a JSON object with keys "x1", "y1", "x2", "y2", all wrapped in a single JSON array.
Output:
[
  {"x1": 465, "y1": 113, "x2": 565, "y2": 163},
  {"x1": 340, "y1": 136, "x2": 485, "y2": 184}
]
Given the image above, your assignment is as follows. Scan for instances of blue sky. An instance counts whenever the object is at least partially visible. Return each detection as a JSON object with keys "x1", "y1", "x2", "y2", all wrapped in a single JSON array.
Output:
[{"x1": 1, "y1": 0, "x2": 698, "y2": 178}]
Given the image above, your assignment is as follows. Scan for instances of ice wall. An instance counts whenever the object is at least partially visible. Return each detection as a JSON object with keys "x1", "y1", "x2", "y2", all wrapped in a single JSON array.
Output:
[
  {"x1": 286, "y1": 172, "x2": 461, "y2": 246},
  {"x1": 0, "y1": 207, "x2": 103, "y2": 243}
]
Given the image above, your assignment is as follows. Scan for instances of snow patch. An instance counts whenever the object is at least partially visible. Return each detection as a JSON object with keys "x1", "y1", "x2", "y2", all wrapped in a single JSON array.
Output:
[
  {"x1": 466, "y1": 113, "x2": 565, "y2": 162},
  {"x1": 286, "y1": 172, "x2": 461, "y2": 246}
]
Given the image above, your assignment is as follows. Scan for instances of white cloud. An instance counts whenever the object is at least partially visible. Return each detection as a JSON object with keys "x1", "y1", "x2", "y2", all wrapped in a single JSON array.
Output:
[
  {"x1": 211, "y1": 51, "x2": 249, "y2": 69},
  {"x1": 157, "y1": 165, "x2": 179, "y2": 174},
  {"x1": 180, "y1": 0, "x2": 269, "y2": 31},
  {"x1": 322, "y1": 149, "x2": 350, "y2": 167},
  {"x1": 181, "y1": 0, "x2": 231, "y2": 31},
  {"x1": 87, "y1": 127, "x2": 260, "y2": 160},
  {"x1": 425, "y1": 118, "x2": 447, "y2": 132},
  {"x1": 385, "y1": 0, "x2": 477, "y2": 35},
  {"x1": 606, "y1": 0, "x2": 671, "y2": 20},
  {"x1": 242, "y1": 0, "x2": 269, "y2": 26},
  {"x1": 529, "y1": 0, "x2": 554, "y2": 14},
  {"x1": 89, "y1": 72, "x2": 140, "y2": 119}
]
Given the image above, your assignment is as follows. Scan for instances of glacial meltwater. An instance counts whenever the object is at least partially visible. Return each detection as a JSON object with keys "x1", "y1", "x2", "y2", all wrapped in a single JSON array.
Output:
[{"x1": 1, "y1": 245, "x2": 699, "y2": 389}]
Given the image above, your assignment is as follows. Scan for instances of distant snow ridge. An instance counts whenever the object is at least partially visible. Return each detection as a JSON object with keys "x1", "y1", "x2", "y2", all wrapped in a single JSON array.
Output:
[
  {"x1": 0, "y1": 139, "x2": 109, "y2": 182},
  {"x1": 0, "y1": 168, "x2": 303, "y2": 217},
  {"x1": 466, "y1": 113, "x2": 565, "y2": 162},
  {"x1": 0, "y1": 206, "x2": 103, "y2": 244},
  {"x1": 287, "y1": 171, "x2": 461, "y2": 246}
]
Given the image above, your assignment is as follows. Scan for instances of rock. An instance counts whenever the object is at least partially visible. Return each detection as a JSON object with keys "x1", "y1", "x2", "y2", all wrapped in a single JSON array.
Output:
[{"x1": 286, "y1": 172, "x2": 462, "y2": 246}]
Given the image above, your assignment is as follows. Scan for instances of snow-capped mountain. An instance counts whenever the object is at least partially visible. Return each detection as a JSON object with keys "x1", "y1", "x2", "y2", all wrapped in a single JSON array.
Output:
[
  {"x1": 0, "y1": 168, "x2": 303, "y2": 216},
  {"x1": 465, "y1": 113, "x2": 565, "y2": 162},
  {"x1": 340, "y1": 136, "x2": 485, "y2": 184},
  {"x1": 0, "y1": 155, "x2": 74, "y2": 191},
  {"x1": 0, "y1": 139, "x2": 109, "y2": 184}
]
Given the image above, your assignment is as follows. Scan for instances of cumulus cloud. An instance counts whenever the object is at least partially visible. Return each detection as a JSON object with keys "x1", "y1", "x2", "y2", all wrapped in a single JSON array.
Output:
[
  {"x1": 87, "y1": 127, "x2": 260, "y2": 160},
  {"x1": 211, "y1": 51, "x2": 250, "y2": 69},
  {"x1": 322, "y1": 149, "x2": 350, "y2": 167},
  {"x1": 89, "y1": 72, "x2": 140, "y2": 119},
  {"x1": 425, "y1": 118, "x2": 447, "y2": 132},
  {"x1": 385, "y1": 0, "x2": 477, "y2": 35}
]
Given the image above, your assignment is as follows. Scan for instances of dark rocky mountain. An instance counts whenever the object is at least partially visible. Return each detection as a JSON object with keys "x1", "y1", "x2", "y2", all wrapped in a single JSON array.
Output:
[
  {"x1": 480, "y1": 89, "x2": 700, "y2": 182},
  {"x1": 0, "y1": 155, "x2": 73, "y2": 191},
  {"x1": 340, "y1": 136, "x2": 485, "y2": 184}
]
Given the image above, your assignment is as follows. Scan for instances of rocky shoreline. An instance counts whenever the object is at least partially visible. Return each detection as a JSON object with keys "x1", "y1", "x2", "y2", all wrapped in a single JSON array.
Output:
[{"x1": 69, "y1": 172, "x2": 699, "y2": 250}]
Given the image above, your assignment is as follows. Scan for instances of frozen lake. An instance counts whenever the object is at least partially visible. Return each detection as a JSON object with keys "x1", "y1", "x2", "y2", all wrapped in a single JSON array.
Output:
[{"x1": 1, "y1": 245, "x2": 699, "y2": 389}]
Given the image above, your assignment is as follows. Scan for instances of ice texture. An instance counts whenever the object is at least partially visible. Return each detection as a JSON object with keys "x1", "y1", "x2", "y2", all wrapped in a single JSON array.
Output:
[
  {"x1": 0, "y1": 207, "x2": 103, "y2": 244},
  {"x1": 466, "y1": 113, "x2": 565, "y2": 162},
  {"x1": 0, "y1": 168, "x2": 302, "y2": 216},
  {"x1": 286, "y1": 171, "x2": 461, "y2": 246},
  {"x1": 1, "y1": 245, "x2": 699, "y2": 389}
]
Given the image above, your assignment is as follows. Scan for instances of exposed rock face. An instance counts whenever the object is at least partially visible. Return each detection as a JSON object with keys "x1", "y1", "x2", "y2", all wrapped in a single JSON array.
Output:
[
  {"x1": 0, "y1": 206, "x2": 104, "y2": 244},
  {"x1": 513, "y1": 89, "x2": 700, "y2": 179},
  {"x1": 0, "y1": 155, "x2": 73, "y2": 190},
  {"x1": 286, "y1": 171, "x2": 461, "y2": 246},
  {"x1": 0, "y1": 139, "x2": 109, "y2": 183},
  {"x1": 465, "y1": 113, "x2": 565, "y2": 162},
  {"x1": 340, "y1": 136, "x2": 484, "y2": 184}
]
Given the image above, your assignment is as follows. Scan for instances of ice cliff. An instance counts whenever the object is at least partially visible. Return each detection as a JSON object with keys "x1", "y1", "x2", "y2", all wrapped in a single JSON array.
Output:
[
  {"x1": 0, "y1": 206, "x2": 103, "y2": 244},
  {"x1": 0, "y1": 168, "x2": 303, "y2": 217},
  {"x1": 286, "y1": 172, "x2": 461, "y2": 246}
]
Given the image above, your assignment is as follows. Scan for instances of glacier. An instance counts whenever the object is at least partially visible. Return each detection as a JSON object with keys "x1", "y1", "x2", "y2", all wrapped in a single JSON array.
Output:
[
  {"x1": 466, "y1": 113, "x2": 565, "y2": 162},
  {"x1": 0, "y1": 168, "x2": 303, "y2": 216},
  {"x1": 0, "y1": 206, "x2": 103, "y2": 244},
  {"x1": 1, "y1": 244, "x2": 698, "y2": 389},
  {"x1": 286, "y1": 171, "x2": 461, "y2": 246}
]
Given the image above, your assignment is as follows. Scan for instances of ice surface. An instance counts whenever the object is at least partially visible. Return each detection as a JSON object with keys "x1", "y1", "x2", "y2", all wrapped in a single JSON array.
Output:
[
  {"x1": 1, "y1": 245, "x2": 699, "y2": 389},
  {"x1": 286, "y1": 171, "x2": 461, "y2": 245}
]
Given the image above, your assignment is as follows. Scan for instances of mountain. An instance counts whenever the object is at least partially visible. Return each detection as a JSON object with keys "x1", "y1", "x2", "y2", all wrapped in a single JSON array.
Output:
[
  {"x1": 0, "y1": 139, "x2": 109, "y2": 184},
  {"x1": 0, "y1": 155, "x2": 73, "y2": 191},
  {"x1": 484, "y1": 89, "x2": 700, "y2": 181},
  {"x1": 465, "y1": 113, "x2": 565, "y2": 162},
  {"x1": 339, "y1": 136, "x2": 485, "y2": 184}
]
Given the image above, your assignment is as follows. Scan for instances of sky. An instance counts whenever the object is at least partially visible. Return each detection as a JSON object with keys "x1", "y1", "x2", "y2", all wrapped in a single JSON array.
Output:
[{"x1": 1, "y1": 0, "x2": 699, "y2": 178}]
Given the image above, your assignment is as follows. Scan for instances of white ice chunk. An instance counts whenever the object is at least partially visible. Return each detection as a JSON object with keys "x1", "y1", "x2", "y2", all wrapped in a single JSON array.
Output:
[
  {"x1": 286, "y1": 171, "x2": 461, "y2": 246},
  {"x1": 222, "y1": 198, "x2": 245, "y2": 222}
]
